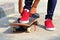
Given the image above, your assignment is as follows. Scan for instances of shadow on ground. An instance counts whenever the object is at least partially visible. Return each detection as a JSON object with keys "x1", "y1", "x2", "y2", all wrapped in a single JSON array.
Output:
[
  {"x1": 37, "y1": 24, "x2": 46, "y2": 30},
  {"x1": 3, "y1": 27, "x2": 28, "y2": 34},
  {"x1": 0, "y1": 17, "x2": 18, "y2": 28},
  {"x1": 3, "y1": 24, "x2": 46, "y2": 34}
]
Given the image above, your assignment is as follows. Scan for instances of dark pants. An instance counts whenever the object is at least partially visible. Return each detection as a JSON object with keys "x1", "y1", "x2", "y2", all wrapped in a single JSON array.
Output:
[
  {"x1": 45, "y1": 0, "x2": 57, "y2": 20},
  {"x1": 24, "y1": 0, "x2": 57, "y2": 20},
  {"x1": 24, "y1": 0, "x2": 33, "y2": 10}
]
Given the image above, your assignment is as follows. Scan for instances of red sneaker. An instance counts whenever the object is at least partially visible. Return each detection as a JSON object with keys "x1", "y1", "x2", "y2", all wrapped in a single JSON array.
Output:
[
  {"x1": 45, "y1": 19, "x2": 55, "y2": 31},
  {"x1": 20, "y1": 9, "x2": 30, "y2": 23}
]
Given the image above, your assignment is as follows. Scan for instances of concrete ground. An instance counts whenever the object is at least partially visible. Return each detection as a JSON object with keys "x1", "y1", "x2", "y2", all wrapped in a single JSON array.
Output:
[{"x1": 0, "y1": 0, "x2": 60, "y2": 40}]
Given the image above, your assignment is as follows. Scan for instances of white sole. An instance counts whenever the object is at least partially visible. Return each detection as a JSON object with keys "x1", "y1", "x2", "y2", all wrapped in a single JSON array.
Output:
[
  {"x1": 20, "y1": 20, "x2": 29, "y2": 23},
  {"x1": 46, "y1": 28, "x2": 55, "y2": 31}
]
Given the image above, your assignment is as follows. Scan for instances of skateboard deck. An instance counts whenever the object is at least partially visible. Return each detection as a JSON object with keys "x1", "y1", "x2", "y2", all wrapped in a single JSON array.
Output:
[
  {"x1": 10, "y1": 13, "x2": 39, "y2": 32},
  {"x1": 10, "y1": 13, "x2": 39, "y2": 27}
]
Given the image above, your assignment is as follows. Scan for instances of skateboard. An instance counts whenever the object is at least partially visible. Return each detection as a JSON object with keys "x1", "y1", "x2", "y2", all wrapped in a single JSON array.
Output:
[{"x1": 10, "y1": 13, "x2": 39, "y2": 32}]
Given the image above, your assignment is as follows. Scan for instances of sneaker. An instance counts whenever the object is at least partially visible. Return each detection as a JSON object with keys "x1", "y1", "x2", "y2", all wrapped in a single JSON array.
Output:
[
  {"x1": 45, "y1": 19, "x2": 55, "y2": 31},
  {"x1": 20, "y1": 9, "x2": 31, "y2": 23}
]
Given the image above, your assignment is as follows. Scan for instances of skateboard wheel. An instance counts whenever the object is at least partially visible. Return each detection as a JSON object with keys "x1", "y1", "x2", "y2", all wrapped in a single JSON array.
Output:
[
  {"x1": 13, "y1": 27, "x2": 16, "y2": 32},
  {"x1": 27, "y1": 27, "x2": 31, "y2": 33}
]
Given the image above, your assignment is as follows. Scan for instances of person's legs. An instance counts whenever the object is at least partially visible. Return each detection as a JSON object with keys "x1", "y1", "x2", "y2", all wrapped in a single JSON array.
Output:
[
  {"x1": 19, "y1": 0, "x2": 23, "y2": 14},
  {"x1": 20, "y1": 0, "x2": 33, "y2": 23},
  {"x1": 30, "y1": 0, "x2": 40, "y2": 14},
  {"x1": 45, "y1": 0, "x2": 57, "y2": 20},
  {"x1": 45, "y1": 0, "x2": 57, "y2": 30},
  {"x1": 24, "y1": 0, "x2": 33, "y2": 10}
]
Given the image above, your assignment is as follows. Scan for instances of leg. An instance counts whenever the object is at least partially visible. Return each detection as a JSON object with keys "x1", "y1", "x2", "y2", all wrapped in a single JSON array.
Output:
[
  {"x1": 45, "y1": 0, "x2": 57, "y2": 20},
  {"x1": 45, "y1": 0, "x2": 57, "y2": 31},
  {"x1": 24, "y1": 0, "x2": 33, "y2": 10},
  {"x1": 19, "y1": 0, "x2": 23, "y2": 14},
  {"x1": 20, "y1": 0, "x2": 33, "y2": 23},
  {"x1": 20, "y1": 0, "x2": 40, "y2": 23},
  {"x1": 30, "y1": 0, "x2": 40, "y2": 14}
]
